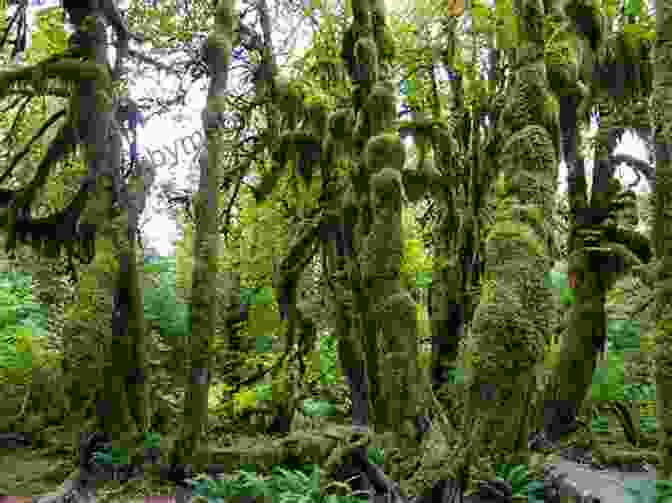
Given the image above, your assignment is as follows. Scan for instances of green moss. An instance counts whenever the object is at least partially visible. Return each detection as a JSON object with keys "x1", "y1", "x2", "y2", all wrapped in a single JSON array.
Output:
[
  {"x1": 487, "y1": 220, "x2": 545, "y2": 257},
  {"x1": 364, "y1": 133, "x2": 405, "y2": 171}
]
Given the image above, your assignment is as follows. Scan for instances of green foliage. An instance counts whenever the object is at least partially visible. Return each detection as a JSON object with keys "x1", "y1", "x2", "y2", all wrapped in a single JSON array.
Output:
[
  {"x1": 416, "y1": 271, "x2": 432, "y2": 289},
  {"x1": 0, "y1": 271, "x2": 50, "y2": 374},
  {"x1": 544, "y1": 270, "x2": 575, "y2": 306},
  {"x1": 590, "y1": 352, "x2": 626, "y2": 401},
  {"x1": 494, "y1": 464, "x2": 530, "y2": 498},
  {"x1": 29, "y1": 7, "x2": 68, "y2": 63},
  {"x1": 0, "y1": 271, "x2": 48, "y2": 334},
  {"x1": 233, "y1": 387, "x2": 260, "y2": 415},
  {"x1": 255, "y1": 383, "x2": 273, "y2": 402},
  {"x1": 401, "y1": 209, "x2": 433, "y2": 291},
  {"x1": 143, "y1": 257, "x2": 190, "y2": 340},
  {"x1": 92, "y1": 446, "x2": 130, "y2": 467},
  {"x1": 639, "y1": 415, "x2": 658, "y2": 433},
  {"x1": 446, "y1": 366, "x2": 468, "y2": 385},
  {"x1": 255, "y1": 334, "x2": 274, "y2": 353},
  {"x1": 0, "y1": 326, "x2": 35, "y2": 371},
  {"x1": 607, "y1": 319, "x2": 641, "y2": 352},
  {"x1": 591, "y1": 415, "x2": 610, "y2": 433},
  {"x1": 186, "y1": 465, "x2": 368, "y2": 502},
  {"x1": 367, "y1": 446, "x2": 385, "y2": 466},
  {"x1": 319, "y1": 331, "x2": 339, "y2": 386},
  {"x1": 623, "y1": 382, "x2": 656, "y2": 401},
  {"x1": 623, "y1": 0, "x2": 642, "y2": 17},
  {"x1": 242, "y1": 287, "x2": 275, "y2": 306},
  {"x1": 143, "y1": 431, "x2": 162, "y2": 450},
  {"x1": 302, "y1": 398, "x2": 337, "y2": 417},
  {"x1": 494, "y1": 0, "x2": 519, "y2": 49}
]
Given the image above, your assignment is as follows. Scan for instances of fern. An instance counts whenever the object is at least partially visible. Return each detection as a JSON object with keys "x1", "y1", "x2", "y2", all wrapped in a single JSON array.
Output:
[
  {"x1": 186, "y1": 464, "x2": 369, "y2": 502},
  {"x1": 494, "y1": 463, "x2": 530, "y2": 498}
]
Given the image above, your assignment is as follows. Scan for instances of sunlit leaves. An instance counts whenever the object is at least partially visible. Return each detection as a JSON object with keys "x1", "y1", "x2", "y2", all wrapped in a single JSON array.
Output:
[
  {"x1": 471, "y1": 0, "x2": 494, "y2": 34},
  {"x1": 623, "y1": 0, "x2": 642, "y2": 17},
  {"x1": 494, "y1": 0, "x2": 519, "y2": 49},
  {"x1": 623, "y1": 22, "x2": 655, "y2": 45},
  {"x1": 31, "y1": 7, "x2": 68, "y2": 59}
]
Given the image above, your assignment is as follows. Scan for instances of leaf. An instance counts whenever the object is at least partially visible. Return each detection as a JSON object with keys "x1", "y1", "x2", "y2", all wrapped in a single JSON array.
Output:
[
  {"x1": 255, "y1": 287, "x2": 275, "y2": 305},
  {"x1": 255, "y1": 334, "x2": 274, "y2": 353},
  {"x1": 447, "y1": 367, "x2": 467, "y2": 384},
  {"x1": 623, "y1": 0, "x2": 641, "y2": 17},
  {"x1": 234, "y1": 389, "x2": 259, "y2": 413},
  {"x1": 416, "y1": 271, "x2": 433, "y2": 288},
  {"x1": 255, "y1": 383, "x2": 273, "y2": 401},
  {"x1": 302, "y1": 398, "x2": 337, "y2": 417},
  {"x1": 367, "y1": 447, "x2": 385, "y2": 466},
  {"x1": 608, "y1": 319, "x2": 640, "y2": 352}
]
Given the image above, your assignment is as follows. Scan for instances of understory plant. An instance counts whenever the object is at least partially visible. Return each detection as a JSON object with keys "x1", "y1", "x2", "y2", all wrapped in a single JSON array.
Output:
[
  {"x1": 186, "y1": 464, "x2": 369, "y2": 502},
  {"x1": 0, "y1": 271, "x2": 51, "y2": 386},
  {"x1": 494, "y1": 463, "x2": 532, "y2": 500}
]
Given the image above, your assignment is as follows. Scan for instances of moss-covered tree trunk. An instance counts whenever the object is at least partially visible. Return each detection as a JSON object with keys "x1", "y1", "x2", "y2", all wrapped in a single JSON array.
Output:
[
  {"x1": 460, "y1": 0, "x2": 558, "y2": 478},
  {"x1": 539, "y1": 7, "x2": 655, "y2": 438},
  {"x1": 66, "y1": 8, "x2": 144, "y2": 442},
  {"x1": 429, "y1": 18, "x2": 470, "y2": 393},
  {"x1": 651, "y1": 0, "x2": 672, "y2": 478},
  {"x1": 341, "y1": 0, "x2": 427, "y2": 440},
  {"x1": 359, "y1": 132, "x2": 425, "y2": 448},
  {"x1": 105, "y1": 155, "x2": 155, "y2": 436},
  {"x1": 171, "y1": 0, "x2": 236, "y2": 467}
]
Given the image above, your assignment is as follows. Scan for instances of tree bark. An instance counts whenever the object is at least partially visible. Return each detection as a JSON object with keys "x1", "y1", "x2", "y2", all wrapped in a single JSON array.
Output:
[
  {"x1": 651, "y1": 0, "x2": 672, "y2": 478},
  {"x1": 170, "y1": 0, "x2": 236, "y2": 468},
  {"x1": 458, "y1": 0, "x2": 557, "y2": 486}
]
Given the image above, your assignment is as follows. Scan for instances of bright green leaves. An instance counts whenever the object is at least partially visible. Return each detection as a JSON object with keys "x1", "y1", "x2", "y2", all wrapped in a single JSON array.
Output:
[
  {"x1": 416, "y1": 271, "x2": 432, "y2": 289},
  {"x1": 92, "y1": 445, "x2": 130, "y2": 468},
  {"x1": 623, "y1": 21, "x2": 656, "y2": 44},
  {"x1": 367, "y1": 446, "x2": 385, "y2": 466},
  {"x1": 302, "y1": 398, "x2": 337, "y2": 417},
  {"x1": 187, "y1": 463, "x2": 368, "y2": 502},
  {"x1": 241, "y1": 287, "x2": 274, "y2": 306},
  {"x1": 30, "y1": 6, "x2": 68, "y2": 62},
  {"x1": 318, "y1": 331, "x2": 339, "y2": 386},
  {"x1": 255, "y1": 334, "x2": 274, "y2": 353},
  {"x1": 494, "y1": 0, "x2": 519, "y2": 49},
  {"x1": 471, "y1": 0, "x2": 494, "y2": 34},
  {"x1": 608, "y1": 319, "x2": 641, "y2": 352},
  {"x1": 446, "y1": 366, "x2": 468, "y2": 384},
  {"x1": 603, "y1": 0, "x2": 620, "y2": 19},
  {"x1": 0, "y1": 271, "x2": 49, "y2": 374},
  {"x1": 494, "y1": 463, "x2": 531, "y2": 498},
  {"x1": 401, "y1": 238, "x2": 432, "y2": 290},
  {"x1": 623, "y1": 0, "x2": 642, "y2": 17},
  {"x1": 466, "y1": 0, "x2": 520, "y2": 50},
  {"x1": 590, "y1": 352, "x2": 626, "y2": 401}
]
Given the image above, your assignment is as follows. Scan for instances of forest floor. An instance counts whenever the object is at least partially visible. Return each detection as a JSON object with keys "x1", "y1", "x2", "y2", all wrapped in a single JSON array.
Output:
[{"x1": 0, "y1": 421, "x2": 665, "y2": 502}]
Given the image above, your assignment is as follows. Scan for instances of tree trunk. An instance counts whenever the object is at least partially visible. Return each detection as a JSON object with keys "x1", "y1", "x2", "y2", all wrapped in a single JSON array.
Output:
[
  {"x1": 171, "y1": 0, "x2": 236, "y2": 468},
  {"x1": 458, "y1": 0, "x2": 557, "y2": 485},
  {"x1": 651, "y1": 0, "x2": 672, "y2": 478}
]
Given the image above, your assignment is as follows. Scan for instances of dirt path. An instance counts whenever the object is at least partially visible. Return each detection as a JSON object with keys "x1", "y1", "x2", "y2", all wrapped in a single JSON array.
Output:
[{"x1": 548, "y1": 457, "x2": 661, "y2": 503}]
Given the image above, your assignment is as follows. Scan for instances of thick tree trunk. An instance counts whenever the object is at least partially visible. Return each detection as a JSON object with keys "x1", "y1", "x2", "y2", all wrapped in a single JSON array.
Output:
[
  {"x1": 458, "y1": 0, "x2": 557, "y2": 486},
  {"x1": 651, "y1": 0, "x2": 672, "y2": 478},
  {"x1": 171, "y1": 0, "x2": 236, "y2": 468}
]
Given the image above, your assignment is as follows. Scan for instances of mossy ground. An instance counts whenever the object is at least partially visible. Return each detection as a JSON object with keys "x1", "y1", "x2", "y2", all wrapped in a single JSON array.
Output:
[{"x1": 0, "y1": 410, "x2": 662, "y2": 502}]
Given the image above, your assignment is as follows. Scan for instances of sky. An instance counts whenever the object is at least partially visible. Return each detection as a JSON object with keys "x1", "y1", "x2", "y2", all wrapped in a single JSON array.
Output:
[{"x1": 21, "y1": 0, "x2": 654, "y2": 256}]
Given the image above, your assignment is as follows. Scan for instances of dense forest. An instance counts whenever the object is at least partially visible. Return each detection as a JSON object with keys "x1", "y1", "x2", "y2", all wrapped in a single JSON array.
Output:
[{"x1": 0, "y1": 0, "x2": 671, "y2": 502}]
